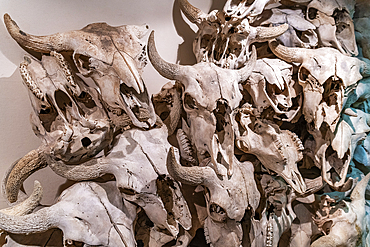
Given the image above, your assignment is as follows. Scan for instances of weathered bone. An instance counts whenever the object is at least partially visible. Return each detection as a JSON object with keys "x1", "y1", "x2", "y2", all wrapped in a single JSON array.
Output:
[
  {"x1": 236, "y1": 109, "x2": 306, "y2": 194},
  {"x1": 311, "y1": 173, "x2": 370, "y2": 246},
  {"x1": 43, "y1": 126, "x2": 192, "y2": 240},
  {"x1": 306, "y1": 0, "x2": 357, "y2": 56},
  {"x1": 5, "y1": 148, "x2": 47, "y2": 203},
  {"x1": 179, "y1": 0, "x2": 288, "y2": 69},
  {"x1": 167, "y1": 147, "x2": 259, "y2": 247},
  {"x1": 149, "y1": 30, "x2": 256, "y2": 176},
  {"x1": 5, "y1": 14, "x2": 156, "y2": 129},
  {"x1": 0, "y1": 182, "x2": 137, "y2": 246}
]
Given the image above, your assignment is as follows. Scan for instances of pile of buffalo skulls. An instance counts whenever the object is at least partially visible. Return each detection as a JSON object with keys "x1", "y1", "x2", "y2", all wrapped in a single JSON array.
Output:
[{"x1": 1, "y1": 0, "x2": 370, "y2": 246}]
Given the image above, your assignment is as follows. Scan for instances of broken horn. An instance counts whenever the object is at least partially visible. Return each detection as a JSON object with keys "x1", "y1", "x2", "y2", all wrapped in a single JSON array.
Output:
[
  {"x1": 350, "y1": 172, "x2": 370, "y2": 207},
  {"x1": 167, "y1": 147, "x2": 216, "y2": 187},
  {"x1": 4, "y1": 13, "x2": 72, "y2": 53},
  {"x1": 359, "y1": 57, "x2": 370, "y2": 78},
  {"x1": 236, "y1": 45, "x2": 257, "y2": 82},
  {"x1": 5, "y1": 148, "x2": 48, "y2": 203},
  {"x1": 178, "y1": 0, "x2": 207, "y2": 25},
  {"x1": 268, "y1": 39, "x2": 306, "y2": 64},
  {"x1": 148, "y1": 31, "x2": 183, "y2": 81}
]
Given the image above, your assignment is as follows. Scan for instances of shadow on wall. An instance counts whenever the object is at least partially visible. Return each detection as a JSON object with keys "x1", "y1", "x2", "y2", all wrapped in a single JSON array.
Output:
[{"x1": 173, "y1": 0, "x2": 227, "y2": 65}]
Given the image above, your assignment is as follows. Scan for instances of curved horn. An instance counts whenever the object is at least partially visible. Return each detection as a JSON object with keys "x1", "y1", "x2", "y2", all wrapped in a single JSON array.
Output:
[
  {"x1": 167, "y1": 147, "x2": 216, "y2": 186},
  {"x1": 1, "y1": 180, "x2": 42, "y2": 216},
  {"x1": 178, "y1": 0, "x2": 207, "y2": 25},
  {"x1": 268, "y1": 40, "x2": 306, "y2": 64},
  {"x1": 0, "y1": 205, "x2": 56, "y2": 234},
  {"x1": 4, "y1": 13, "x2": 72, "y2": 53},
  {"x1": 237, "y1": 45, "x2": 257, "y2": 82},
  {"x1": 5, "y1": 148, "x2": 48, "y2": 203},
  {"x1": 148, "y1": 31, "x2": 183, "y2": 81},
  {"x1": 47, "y1": 156, "x2": 107, "y2": 181},
  {"x1": 252, "y1": 24, "x2": 289, "y2": 43}
]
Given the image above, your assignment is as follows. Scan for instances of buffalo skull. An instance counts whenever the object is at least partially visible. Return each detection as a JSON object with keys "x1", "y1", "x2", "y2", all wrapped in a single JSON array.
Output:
[
  {"x1": 148, "y1": 31, "x2": 256, "y2": 176},
  {"x1": 178, "y1": 0, "x2": 288, "y2": 69},
  {"x1": 4, "y1": 13, "x2": 156, "y2": 129}
]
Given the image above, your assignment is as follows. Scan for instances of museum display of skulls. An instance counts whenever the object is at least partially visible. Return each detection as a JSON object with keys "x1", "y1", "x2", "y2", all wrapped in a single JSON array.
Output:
[{"x1": 1, "y1": 0, "x2": 370, "y2": 246}]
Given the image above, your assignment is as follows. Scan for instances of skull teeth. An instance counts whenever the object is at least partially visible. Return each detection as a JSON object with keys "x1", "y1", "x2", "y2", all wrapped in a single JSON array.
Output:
[
  {"x1": 287, "y1": 131, "x2": 304, "y2": 151},
  {"x1": 266, "y1": 221, "x2": 274, "y2": 247},
  {"x1": 176, "y1": 129, "x2": 197, "y2": 164},
  {"x1": 204, "y1": 225, "x2": 212, "y2": 245},
  {"x1": 20, "y1": 61, "x2": 48, "y2": 104},
  {"x1": 50, "y1": 51, "x2": 76, "y2": 88},
  {"x1": 274, "y1": 138, "x2": 287, "y2": 162}
]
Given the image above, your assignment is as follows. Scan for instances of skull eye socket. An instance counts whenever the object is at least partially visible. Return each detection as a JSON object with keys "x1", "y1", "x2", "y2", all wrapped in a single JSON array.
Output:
[
  {"x1": 184, "y1": 93, "x2": 198, "y2": 110},
  {"x1": 209, "y1": 203, "x2": 227, "y2": 222},
  {"x1": 307, "y1": 8, "x2": 318, "y2": 20}
]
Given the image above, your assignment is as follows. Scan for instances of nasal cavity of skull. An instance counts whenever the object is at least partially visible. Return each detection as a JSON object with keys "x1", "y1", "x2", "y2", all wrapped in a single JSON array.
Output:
[
  {"x1": 209, "y1": 203, "x2": 227, "y2": 222},
  {"x1": 214, "y1": 38, "x2": 227, "y2": 61},
  {"x1": 266, "y1": 83, "x2": 289, "y2": 110},
  {"x1": 39, "y1": 97, "x2": 58, "y2": 132},
  {"x1": 201, "y1": 34, "x2": 213, "y2": 49},
  {"x1": 214, "y1": 100, "x2": 228, "y2": 142},
  {"x1": 55, "y1": 90, "x2": 73, "y2": 117},
  {"x1": 78, "y1": 91, "x2": 96, "y2": 109}
]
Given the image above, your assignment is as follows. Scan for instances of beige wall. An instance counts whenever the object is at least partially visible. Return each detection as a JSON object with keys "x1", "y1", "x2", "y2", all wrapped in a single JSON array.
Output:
[{"x1": 0, "y1": 0, "x2": 226, "y2": 208}]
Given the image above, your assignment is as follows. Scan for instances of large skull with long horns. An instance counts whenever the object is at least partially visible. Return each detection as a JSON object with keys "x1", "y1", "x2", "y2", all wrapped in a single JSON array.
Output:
[
  {"x1": 148, "y1": 31, "x2": 256, "y2": 176},
  {"x1": 0, "y1": 182, "x2": 138, "y2": 247},
  {"x1": 269, "y1": 40, "x2": 370, "y2": 132},
  {"x1": 178, "y1": 0, "x2": 288, "y2": 69},
  {"x1": 4, "y1": 14, "x2": 156, "y2": 129},
  {"x1": 167, "y1": 148, "x2": 260, "y2": 247}
]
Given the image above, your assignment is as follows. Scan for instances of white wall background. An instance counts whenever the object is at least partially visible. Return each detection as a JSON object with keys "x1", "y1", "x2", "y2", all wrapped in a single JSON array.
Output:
[{"x1": 0, "y1": 0, "x2": 227, "y2": 208}]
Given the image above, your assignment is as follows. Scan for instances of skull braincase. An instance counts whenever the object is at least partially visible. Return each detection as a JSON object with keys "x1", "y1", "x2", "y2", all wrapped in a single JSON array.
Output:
[
  {"x1": 147, "y1": 31, "x2": 256, "y2": 175},
  {"x1": 236, "y1": 109, "x2": 306, "y2": 194},
  {"x1": 244, "y1": 58, "x2": 300, "y2": 118},
  {"x1": 179, "y1": 0, "x2": 288, "y2": 69}
]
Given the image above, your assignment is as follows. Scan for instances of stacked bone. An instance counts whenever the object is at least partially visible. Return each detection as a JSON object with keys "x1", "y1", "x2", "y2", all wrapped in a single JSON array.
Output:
[{"x1": 0, "y1": 0, "x2": 370, "y2": 246}]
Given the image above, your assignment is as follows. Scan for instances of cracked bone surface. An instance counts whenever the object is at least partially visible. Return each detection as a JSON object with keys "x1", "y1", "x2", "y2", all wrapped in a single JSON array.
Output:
[
  {"x1": 236, "y1": 108, "x2": 306, "y2": 194},
  {"x1": 148, "y1": 30, "x2": 256, "y2": 176},
  {"x1": 305, "y1": 0, "x2": 358, "y2": 56},
  {"x1": 1, "y1": 181, "x2": 138, "y2": 247},
  {"x1": 4, "y1": 14, "x2": 156, "y2": 130},
  {"x1": 179, "y1": 0, "x2": 288, "y2": 69},
  {"x1": 167, "y1": 147, "x2": 259, "y2": 247},
  {"x1": 2, "y1": 0, "x2": 370, "y2": 246}
]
